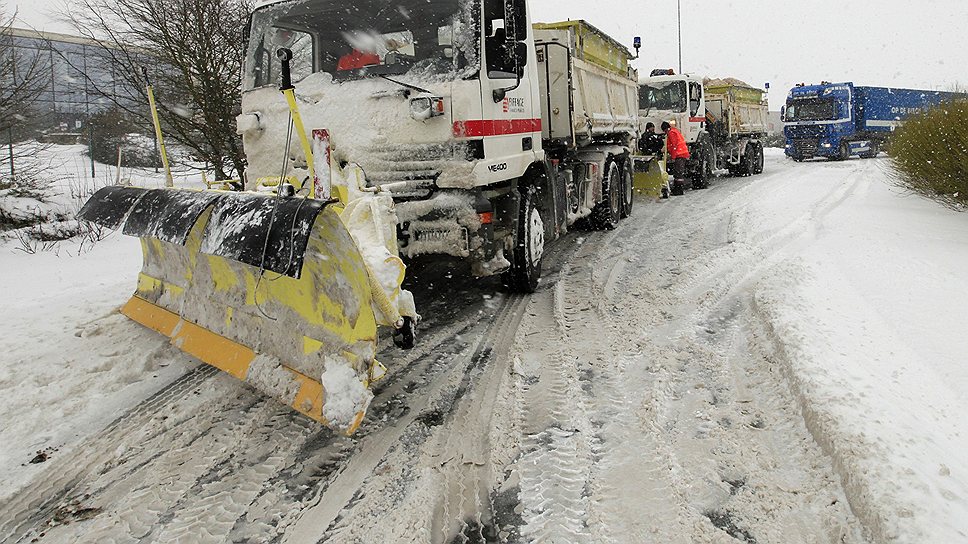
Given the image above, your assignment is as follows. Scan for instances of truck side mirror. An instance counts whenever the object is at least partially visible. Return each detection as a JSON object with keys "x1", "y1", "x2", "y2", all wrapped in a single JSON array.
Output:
[{"x1": 514, "y1": 41, "x2": 528, "y2": 67}]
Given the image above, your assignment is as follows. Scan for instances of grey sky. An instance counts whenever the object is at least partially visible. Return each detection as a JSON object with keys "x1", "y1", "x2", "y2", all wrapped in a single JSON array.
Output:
[
  {"x1": 13, "y1": 0, "x2": 968, "y2": 107},
  {"x1": 531, "y1": 0, "x2": 968, "y2": 106}
]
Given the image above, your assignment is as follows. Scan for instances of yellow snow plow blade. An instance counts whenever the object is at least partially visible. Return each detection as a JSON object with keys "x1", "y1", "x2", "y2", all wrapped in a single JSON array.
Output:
[
  {"x1": 632, "y1": 155, "x2": 669, "y2": 197},
  {"x1": 77, "y1": 186, "x2": 404, "y2": 434}
]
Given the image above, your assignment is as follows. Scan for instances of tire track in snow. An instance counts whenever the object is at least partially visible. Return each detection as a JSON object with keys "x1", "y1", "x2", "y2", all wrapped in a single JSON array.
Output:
[
  {"x1": 503, "y1": 157, "x2": 872, "y2": 543},
  {"x1": 0, "y1": 263, "x2": 507, "y2": 544}
]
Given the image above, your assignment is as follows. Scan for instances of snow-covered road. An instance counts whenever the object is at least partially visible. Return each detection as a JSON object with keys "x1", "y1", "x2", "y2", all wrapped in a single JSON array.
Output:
[{"x1": 1, "y1": 150, "x2": 966, "y2": 543}]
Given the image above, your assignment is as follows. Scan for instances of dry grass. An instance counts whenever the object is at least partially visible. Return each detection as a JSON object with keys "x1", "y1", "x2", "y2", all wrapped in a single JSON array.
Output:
[{"x1": 889, "y1": 100, "x2": 968, "y2": 209}]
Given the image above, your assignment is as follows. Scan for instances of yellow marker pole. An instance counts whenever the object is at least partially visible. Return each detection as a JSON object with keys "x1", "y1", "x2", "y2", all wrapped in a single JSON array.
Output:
[
  {"x1": 281, "y1": 87, "x2": 316, "y2": 198},
  {"x1": 143, "y1": 67, "x2": 173, "y2": 188}
]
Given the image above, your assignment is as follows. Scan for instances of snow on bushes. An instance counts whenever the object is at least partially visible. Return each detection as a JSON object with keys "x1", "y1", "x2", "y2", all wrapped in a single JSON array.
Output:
[{"x1": 889, "y1": 99, "x2": 968, "y2": 209}]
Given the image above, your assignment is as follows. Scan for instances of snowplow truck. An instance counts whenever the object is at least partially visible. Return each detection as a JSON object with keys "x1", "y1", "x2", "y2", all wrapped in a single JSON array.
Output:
[
  {"x1": 236, "y1": 3, "x2": 638, "y2": 289},
  {"x1": 78, "y1": 0, "x2": 638, "y2": 433},
  {"x1": 639, "y1": 72, "x2": 769, "y2": 187}
]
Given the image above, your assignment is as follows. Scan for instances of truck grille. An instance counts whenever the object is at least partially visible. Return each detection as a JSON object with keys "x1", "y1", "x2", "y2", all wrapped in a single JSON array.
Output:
[
  {"x1": 792, "y1": 139, "x2": 819, "y2": 156},
  {"x1": 361, "y1": 142, "x2": 477, "y2": 185}
]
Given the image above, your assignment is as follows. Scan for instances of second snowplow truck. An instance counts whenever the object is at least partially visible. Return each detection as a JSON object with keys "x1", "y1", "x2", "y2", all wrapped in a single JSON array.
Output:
[
  {"x1": 639, "y1": 71, "x2": 769, "y2": 188},
  {"x1": 78, "y1": 0, "x2": 639, "y2": 432}
]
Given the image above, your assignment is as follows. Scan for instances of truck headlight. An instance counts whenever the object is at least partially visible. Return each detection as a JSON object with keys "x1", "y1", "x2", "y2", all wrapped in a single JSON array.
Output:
[
  {"x1": 236, "y1": 112, "x2": 263, "y2": 135},
  {"x1": 410, "y1": 96, "x2": 445, "y2": 121},
  {"x1": 822, "y1": 143, "x2": 832, "y2": 148}
]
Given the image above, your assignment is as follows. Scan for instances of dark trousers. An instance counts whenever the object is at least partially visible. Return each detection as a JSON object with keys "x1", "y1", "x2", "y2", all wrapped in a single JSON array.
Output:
[{"x1": 671, "y1": 157, "x2": 687, "y2": 182}]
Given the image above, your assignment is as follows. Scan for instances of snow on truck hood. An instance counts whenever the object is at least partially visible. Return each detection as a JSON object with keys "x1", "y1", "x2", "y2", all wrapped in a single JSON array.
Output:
[{"x1": 238, "y1": 71, "x2": 477, "y2": 189}]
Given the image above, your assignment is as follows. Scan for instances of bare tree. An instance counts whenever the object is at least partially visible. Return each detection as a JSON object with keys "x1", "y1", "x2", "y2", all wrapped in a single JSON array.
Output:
[
  {"x1": 58, "y1": 0, "x2": 251, "y2": 180},
  {"x1": 0, "y1": 6, "x2": 47, "y2": 129}
]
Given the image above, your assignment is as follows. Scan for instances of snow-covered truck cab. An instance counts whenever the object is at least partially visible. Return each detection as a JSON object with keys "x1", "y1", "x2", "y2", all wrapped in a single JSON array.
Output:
[
  {"x1": 638, "y1": 71, "x2": 707, "y2": 145},
  {"x1": 638, "y1": 71, "x2": 768, "y2": 184},
  {"x1": 237, "y1": 0, "x2": 638, "y2": 291}
]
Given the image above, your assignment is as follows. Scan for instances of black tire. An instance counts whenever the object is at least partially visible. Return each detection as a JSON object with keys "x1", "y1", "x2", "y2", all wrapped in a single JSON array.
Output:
[
  {"x1": 752, "y1": 142, "x2": 765, "y2": 175},
  {"x1": 736, "y1": 143, "x2": 755, "y2": 176},
  {"x1": 661, "y1": 185, "x2": 670, "y2": 199},
  {"x1": 692, "y1": 143, "x2": 713, "y2": 189},
  {"x1": 591, "y1": 160, "x2": 621, "y2": 230},
  {"x1": 620, "y1": 159, "x2": 633, "y2": 218},
  {"x1": 791, "y1": 155, "x2": 804, "y2": 163},
  {"x1": 837, "y1": 142, "x2": 851, "y2": 161},
  {"x1": 504, "y1": 186, "x2": 543, "y2": 293},
  {"x1": 861, "y1": 141, "x2": 880, "y2": 159}
]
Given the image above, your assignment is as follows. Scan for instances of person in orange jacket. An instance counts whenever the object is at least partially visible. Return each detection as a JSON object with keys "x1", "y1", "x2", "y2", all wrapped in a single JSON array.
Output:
[{"x1": 662, "y1": 121, "x2": 691, "y2": 196}]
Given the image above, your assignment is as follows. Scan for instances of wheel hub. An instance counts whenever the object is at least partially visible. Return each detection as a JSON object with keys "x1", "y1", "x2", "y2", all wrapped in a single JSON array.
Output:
[{"x1": 528, "y1": 207, "x2": 544, "y2": 264}]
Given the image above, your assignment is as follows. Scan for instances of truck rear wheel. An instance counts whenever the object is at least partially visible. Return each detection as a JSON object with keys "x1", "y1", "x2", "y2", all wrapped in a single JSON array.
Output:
[
  {"x1": 591, "y1": 160, "x2": 621, "y2": 230},
  {"x1": 735, "y1": 143, "x2": 755, "y2": 176},
  {"x1": 620, "y1": 159, "x2": 633, "y2": 218},
  {"x1": 861, "y1": 142, "x2": 880, "y2": 159},
  {"x1": 505, "y1": 186, "x2": 543, "y2": 293},
  {"x1": 752, "y1": 143, "x2": 765, "y2": 174}
]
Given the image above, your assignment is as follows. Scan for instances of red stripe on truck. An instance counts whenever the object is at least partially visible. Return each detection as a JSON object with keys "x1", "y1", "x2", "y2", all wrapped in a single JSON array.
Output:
[
  {"x1": 453, "y1": 119, "x2": 542, "y2": 137},
  {"x1": 689, "y1": 116, "x2": 706, "y2": 123}
]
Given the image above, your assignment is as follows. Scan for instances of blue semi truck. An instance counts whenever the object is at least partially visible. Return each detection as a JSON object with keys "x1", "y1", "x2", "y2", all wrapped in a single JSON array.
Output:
[{"x1": 783, "y1": 82, "x2": 964, "y2": 161}]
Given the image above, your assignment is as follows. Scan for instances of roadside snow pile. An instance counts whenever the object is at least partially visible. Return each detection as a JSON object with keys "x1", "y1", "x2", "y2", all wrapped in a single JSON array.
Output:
[
  {"x1": 0, "y1": 234, "x2": 192, "y2": 503},
  {"x1": 0, "y1": 144, "x2": 204, "y2": 502},
  {"x1": 747, "y1": 155, "x2": 968, "y2": 542}
]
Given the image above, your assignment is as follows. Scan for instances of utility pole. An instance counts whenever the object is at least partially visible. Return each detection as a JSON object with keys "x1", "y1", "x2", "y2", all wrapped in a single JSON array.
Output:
[{"x1": 677, "y1": 0, "x2": 682, "y2": 73}]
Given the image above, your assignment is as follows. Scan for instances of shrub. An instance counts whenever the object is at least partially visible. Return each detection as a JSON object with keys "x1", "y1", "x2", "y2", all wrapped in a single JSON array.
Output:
[
  {"x1": 889, "y1": 100, "x2": 968, "y2": 209},
  {"x1": 87, "y1": 108, "x2": 159, "y2": 169}
]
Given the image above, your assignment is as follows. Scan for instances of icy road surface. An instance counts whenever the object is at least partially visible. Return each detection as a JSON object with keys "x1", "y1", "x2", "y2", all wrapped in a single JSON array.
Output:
[{"x1": 1, "y1": 149, "x2": 967, "y2": 543}]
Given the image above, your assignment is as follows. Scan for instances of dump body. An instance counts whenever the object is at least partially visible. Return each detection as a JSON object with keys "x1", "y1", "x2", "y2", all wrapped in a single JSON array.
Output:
[
  {"x1": 704, "y1": 80, "x2": 769, "y2": 138},
  {"x1": 783, "y1": 82, "x2": 967, "y2": 159},
  {"x1": 534, "y1": 23, "x2": 639, "y2": 146}
]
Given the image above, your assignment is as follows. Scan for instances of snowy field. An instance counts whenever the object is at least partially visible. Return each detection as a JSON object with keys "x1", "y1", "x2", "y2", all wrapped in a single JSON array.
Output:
[{"x1": 0, "y1": 146, "x2": 966, "y2": 543}]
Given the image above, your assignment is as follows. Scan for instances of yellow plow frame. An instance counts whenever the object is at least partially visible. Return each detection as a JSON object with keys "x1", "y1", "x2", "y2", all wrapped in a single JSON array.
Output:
[{"x1": 78, "y1": 186, "x2": 402, "y2": 435}]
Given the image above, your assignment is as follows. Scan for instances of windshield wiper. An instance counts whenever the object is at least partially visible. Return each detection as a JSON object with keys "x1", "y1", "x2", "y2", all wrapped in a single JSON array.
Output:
[{"x1": 379, "y1": 74, "x2": 432, "y2": 95}]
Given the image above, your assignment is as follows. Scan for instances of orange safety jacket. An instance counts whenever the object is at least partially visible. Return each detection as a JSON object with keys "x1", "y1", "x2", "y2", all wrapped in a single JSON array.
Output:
[{"x1": 666, "y1": 126, "x2": 691, "y2": 160}]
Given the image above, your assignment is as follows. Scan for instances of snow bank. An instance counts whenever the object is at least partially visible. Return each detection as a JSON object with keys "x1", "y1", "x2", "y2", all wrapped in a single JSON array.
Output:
[
  {"x1": 0, "y1": 144, "x2": 203, "y2": 502},
  {"x1": 748, "y1": 158, "x2": 968, "y2": 542}
]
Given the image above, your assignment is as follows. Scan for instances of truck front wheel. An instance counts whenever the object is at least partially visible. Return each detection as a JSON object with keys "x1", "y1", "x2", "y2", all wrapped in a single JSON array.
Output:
[
  {"x1": 836, "y1": 142, "x2": 851, "y2": 161},
  {"x1": 692, "y1": 144, "x2": 713, "y2": 189},
  {"x1": 505, "y1": 186, "x2": 543, "y2": 293}
]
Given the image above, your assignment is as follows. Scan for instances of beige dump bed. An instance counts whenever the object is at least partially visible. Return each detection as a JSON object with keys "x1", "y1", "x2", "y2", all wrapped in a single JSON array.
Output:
[{"x1": 533, "y1": 21, "x2": 639, "y2": 146}]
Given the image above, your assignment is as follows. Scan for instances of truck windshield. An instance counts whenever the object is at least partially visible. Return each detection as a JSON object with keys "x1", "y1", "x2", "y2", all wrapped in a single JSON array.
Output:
[
  {"x1": 244, "y1": 0, "x2": 479, "y2": 90},
  {"x1": 639, "y1": 81, "x2": 686, "y2": 113},
  {"x1": 785, "y1": 98, "x2": 838, "y2": 122}
]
